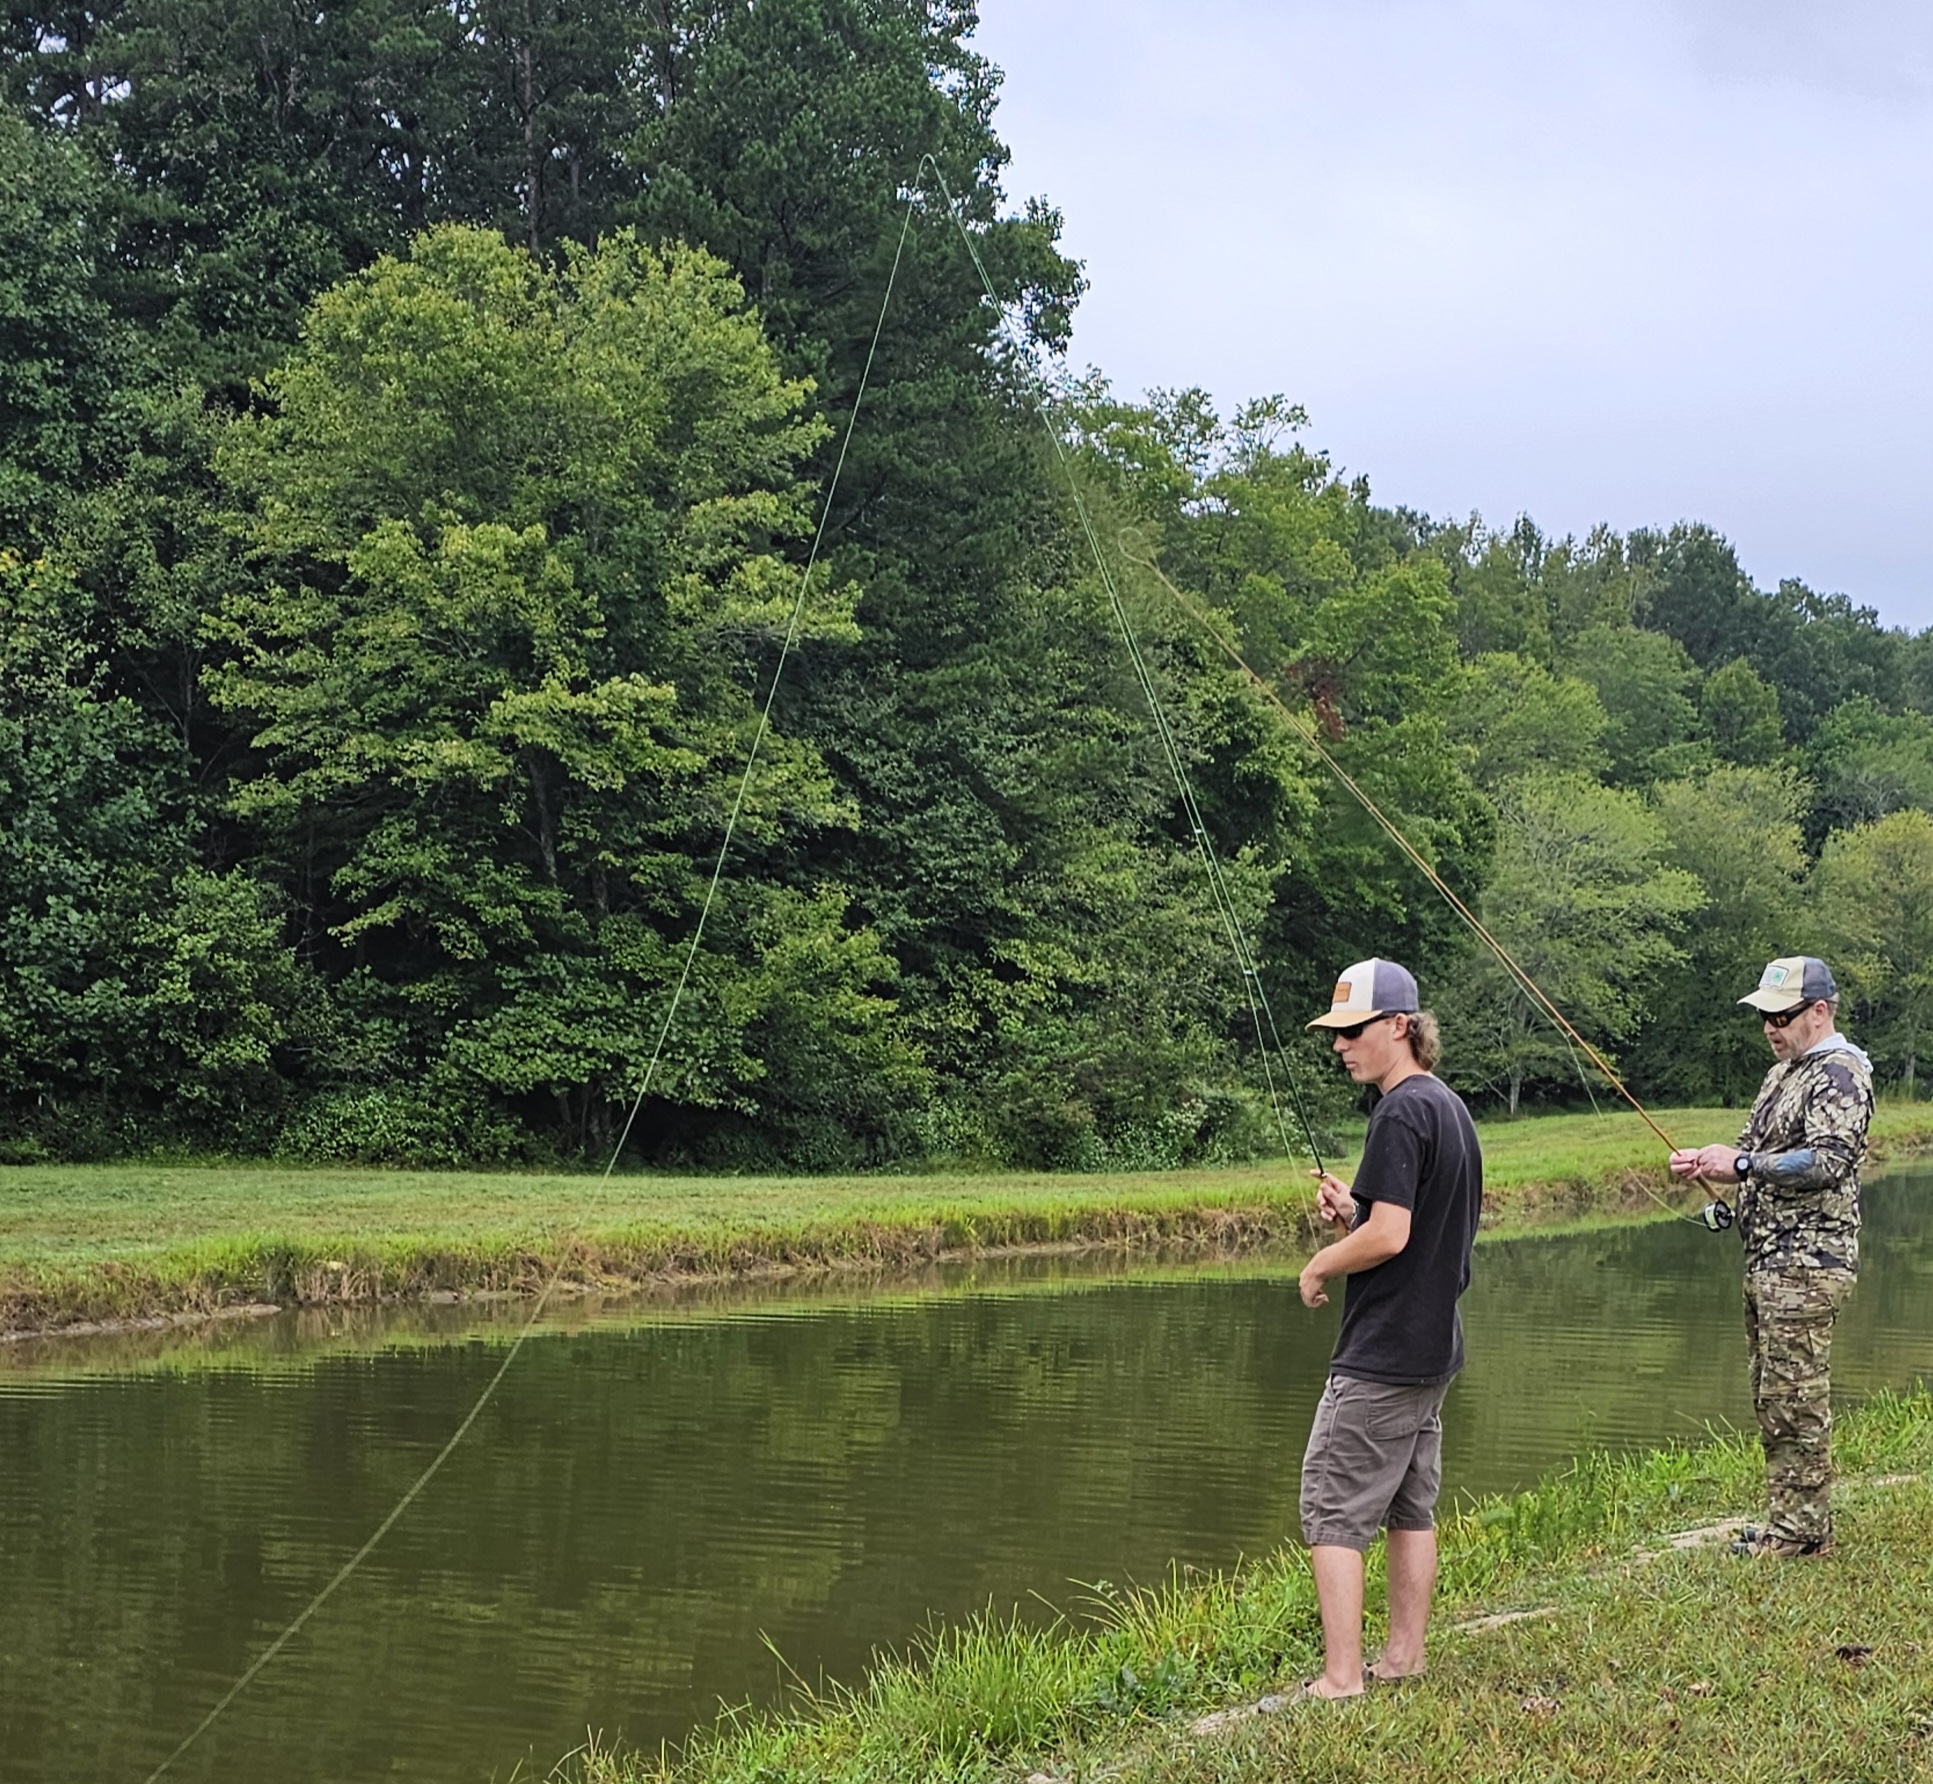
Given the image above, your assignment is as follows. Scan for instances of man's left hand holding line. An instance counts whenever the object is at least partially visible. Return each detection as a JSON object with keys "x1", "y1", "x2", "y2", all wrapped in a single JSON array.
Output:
[
  {"x1": 1670, "y1": 1144, "x2": 1742, "y2": 1179},
  {"x1": 1300, "y1": 1174, "x2": 1413, "y2": 1308}
]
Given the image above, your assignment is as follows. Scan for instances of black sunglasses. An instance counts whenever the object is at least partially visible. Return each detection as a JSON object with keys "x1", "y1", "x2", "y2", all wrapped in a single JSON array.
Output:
[
  {"x1": 1332, "y1": 1014, "x2": 1397, "y2": 1041},
  {"x1": 1761, "y1": 1001, "x2": 1816, "y2": 1029}
]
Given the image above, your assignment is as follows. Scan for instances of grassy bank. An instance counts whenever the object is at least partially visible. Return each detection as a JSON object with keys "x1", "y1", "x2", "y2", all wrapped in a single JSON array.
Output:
[
  {"x1": 6, "y1": 1104, "x2": 1933, "y2": 1336},
  {"x1": 555, "y1": 1388, "x2": 1933, "y2": 1784}
]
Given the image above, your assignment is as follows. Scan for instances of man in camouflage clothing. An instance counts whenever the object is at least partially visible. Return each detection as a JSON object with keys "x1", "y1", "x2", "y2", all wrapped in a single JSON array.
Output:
[{"x1": 1671, "y1": 956, "x2": 1874, "y2": 1557}]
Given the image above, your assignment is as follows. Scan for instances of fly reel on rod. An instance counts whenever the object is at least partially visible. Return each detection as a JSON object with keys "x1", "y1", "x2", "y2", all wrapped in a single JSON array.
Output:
[{"x1": 1700, "y1": 1198, "x2": 1735, "y2": 1232}]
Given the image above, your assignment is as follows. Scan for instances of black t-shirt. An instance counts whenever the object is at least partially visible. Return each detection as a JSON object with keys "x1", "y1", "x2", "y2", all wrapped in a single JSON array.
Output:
[{"x1": 1330, "y1": 1073, "x2": 1483, "y2": 1385}]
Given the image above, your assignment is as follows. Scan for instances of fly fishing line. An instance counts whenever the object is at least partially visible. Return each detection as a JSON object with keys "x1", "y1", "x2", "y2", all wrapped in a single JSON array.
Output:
[
  {"x1": 143, "y1": 159, "x2": 1724, "y2": 1783},
  {"x1": 140, "y1": 194, "x2": 923, "y2": 1784},
  {"x1": 916, "y1": 155, "x2": 1328, "y2": 1174},
  {"x1": 1124, "y1": 549, "x2": 1716, "y2": 1227},
  {"x1": 917, "y1": 150, "x2": 1712, "y2": 1225}
]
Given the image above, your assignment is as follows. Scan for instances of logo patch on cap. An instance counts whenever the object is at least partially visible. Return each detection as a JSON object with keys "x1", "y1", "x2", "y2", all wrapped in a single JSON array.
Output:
[
  {"x1": 1333, "y1": 980, "x2": 1351, "y2": 1004},
  {"x1": 1763, "y1": 965, "x2": 1789, "y2": 988}
]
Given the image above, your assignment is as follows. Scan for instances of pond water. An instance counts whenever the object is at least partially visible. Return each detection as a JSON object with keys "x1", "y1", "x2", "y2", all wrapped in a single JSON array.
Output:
[{"x1": 3, "y1": 1171, "x2": 1932, "y2": 1784}]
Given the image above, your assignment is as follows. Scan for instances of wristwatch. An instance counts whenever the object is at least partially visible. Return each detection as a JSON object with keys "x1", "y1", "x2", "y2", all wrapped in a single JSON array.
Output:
[{"x1": 1734, "y1": 1152, "x2": 1754, "y2": 1178}]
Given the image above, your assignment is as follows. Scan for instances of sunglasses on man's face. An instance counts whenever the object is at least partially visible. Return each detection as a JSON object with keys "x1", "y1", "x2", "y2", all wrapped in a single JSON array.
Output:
[
  {"x1": 1761, "y1": 1001, "x2": 1816, "y2": 1030},
  {"x1": 1333, "y1": 1014, "x2": 1395, "y2": 1041}
]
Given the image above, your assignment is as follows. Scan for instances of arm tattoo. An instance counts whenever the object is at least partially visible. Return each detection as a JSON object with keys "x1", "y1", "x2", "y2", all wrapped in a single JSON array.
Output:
[{"x1": 1757, "y1": 1147, "x2": 1826, "y2": 1187}]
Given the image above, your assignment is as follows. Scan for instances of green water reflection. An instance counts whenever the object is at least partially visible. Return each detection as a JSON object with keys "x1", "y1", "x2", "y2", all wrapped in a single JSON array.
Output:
[{"x1": 2, "y1": 1173, "x2": 1930, "y2": 1784}]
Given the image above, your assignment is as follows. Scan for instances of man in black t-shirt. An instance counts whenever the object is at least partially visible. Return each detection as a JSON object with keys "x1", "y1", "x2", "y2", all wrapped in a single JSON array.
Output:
[{"x1": 1289, "y1": 958, "x2": 1482, "y2": 1702}]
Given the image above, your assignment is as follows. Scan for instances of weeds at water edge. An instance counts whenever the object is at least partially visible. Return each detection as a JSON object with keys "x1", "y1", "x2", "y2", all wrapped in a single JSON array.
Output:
[{"x1": 546, "y1": 1388, "x2": 1933, "y2": 1784}]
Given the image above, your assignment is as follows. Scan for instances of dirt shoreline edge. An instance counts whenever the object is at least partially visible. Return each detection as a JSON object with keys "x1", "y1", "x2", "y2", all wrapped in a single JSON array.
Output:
[{"x1": 9, "y1": 1124, "x2": 1932, "y2": 1343}]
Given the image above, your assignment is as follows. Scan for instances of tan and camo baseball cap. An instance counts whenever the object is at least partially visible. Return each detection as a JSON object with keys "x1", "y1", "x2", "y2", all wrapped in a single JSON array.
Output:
[
  {"x1": 1738, "y1": 956, "x2": 1838, "y2": 1014},
  {"x1": 1307, "y1": 958, "x2": 1419, "y2": 1029}
]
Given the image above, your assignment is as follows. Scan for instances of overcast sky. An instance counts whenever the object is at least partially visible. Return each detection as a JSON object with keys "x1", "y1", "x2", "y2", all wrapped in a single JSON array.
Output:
[{"x1": 971, "y1": 0, "x2": 1933, "y2": 631}]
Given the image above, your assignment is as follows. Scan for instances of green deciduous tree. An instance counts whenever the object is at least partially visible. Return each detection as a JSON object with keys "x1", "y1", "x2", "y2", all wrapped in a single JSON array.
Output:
[
  {"x1": 1072, "y1": 385, "x2": 1486, "y2": 1015},
  {"x1": 1438, "y1": 520, "x2": 1653, "y2": 667},
  {"x1": 118, "y1": 864, "x2": 316, "y2": 1134},
  {"x1": 623, "y1": 0, "x2": 1167, "y2": 1155},
  {"x1": 1701, "y1": 656, "x2": 1784, "y2": 767},
  {"x1": 1640, "y1": 765, "x2": 1809, "y2": 1104},
  {"x1": 1804, "y1": 696, "x2": 1933, "y2": 843},
  {"x1": 1565, "y1": 623, "x2": 1711, "y2": 787},
  {"x1": 1814, "y1": 809, "x2": 1933, "y2": 1097},
  {"x1": 1634, "y1": 523, "x2": 1903, "y2": 742},
  {"x1": 3, "y1": 0, "x2": 657, "y2": 388},
  {"x1": 0, "y1": 550, "x2": 172, "y2": 1128},
  {"x1": 1533, "y1": 526, "x2": 1654, "y2": 659},
  {"x1": 0, "y1": 549, "x2": 311, "y2": 1147},
  {"x1": 1446, "y1": 652, "x2": 1610, "y2": 791},
  {"x1": 1442, "y1": 517, "x2": 1552, "y2": 662},
  {"x1": 0, "y1": 100, "x2": 129, "y2": 542},
  {"x1": 1438, "y1": 774, "x2": 1703, "y2": 1116},
  {"x1": 211, "y1": 224, "x2": 924, "y2": 1157},
  {"x1": 627, "y1": 0, "x2": 1082, "y2": 613}
]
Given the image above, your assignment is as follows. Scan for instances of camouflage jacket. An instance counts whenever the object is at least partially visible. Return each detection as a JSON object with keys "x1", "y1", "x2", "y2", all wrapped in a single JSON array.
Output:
[{"x1": 1735, "y1": 1038, "x2": 1874, "y2": 1275}]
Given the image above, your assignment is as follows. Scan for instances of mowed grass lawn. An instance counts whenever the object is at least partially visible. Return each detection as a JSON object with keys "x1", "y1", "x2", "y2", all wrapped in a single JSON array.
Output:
[
  {"x1": 0, "y1": 1105, "x2": 1717, "y2": 1266},
  {"x1": 3, "y1": 1104, "x2": 1930, "y2": 1330}
]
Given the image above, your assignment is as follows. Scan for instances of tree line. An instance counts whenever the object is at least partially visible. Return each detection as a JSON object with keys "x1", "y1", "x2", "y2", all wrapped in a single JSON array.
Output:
[{"x1": 2, "y1": 1, "x2": 1929, "y2": 1169}]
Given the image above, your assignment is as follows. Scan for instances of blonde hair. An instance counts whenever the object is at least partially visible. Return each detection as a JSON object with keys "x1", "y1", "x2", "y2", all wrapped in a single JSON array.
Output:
[{"x1": 1402, "y1": 1009, "x2": 1442, "y2": 1072}]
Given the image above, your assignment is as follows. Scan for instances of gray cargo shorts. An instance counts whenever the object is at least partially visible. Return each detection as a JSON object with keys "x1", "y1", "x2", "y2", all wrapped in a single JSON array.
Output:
[{"x1": 1299, "y1": 1373, "x2": 1451, "y2": 1552}]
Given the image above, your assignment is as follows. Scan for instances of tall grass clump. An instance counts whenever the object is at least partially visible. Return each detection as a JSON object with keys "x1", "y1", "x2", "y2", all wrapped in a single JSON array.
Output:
[{"x1": 1438, "y1": 1426, "x2": 1763, "y2": 1598}]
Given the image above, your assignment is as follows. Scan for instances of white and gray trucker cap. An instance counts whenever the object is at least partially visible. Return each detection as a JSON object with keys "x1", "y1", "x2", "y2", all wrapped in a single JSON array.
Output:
[
  {"x1": 1738, "y1": 956, "x2": 1838, "y2": 1014},
  {"x1": 1306, "y1": 958, "x2": 1420, "y2": 1030}
]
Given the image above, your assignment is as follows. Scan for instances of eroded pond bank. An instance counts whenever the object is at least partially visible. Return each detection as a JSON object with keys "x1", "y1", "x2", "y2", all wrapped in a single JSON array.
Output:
[{"x1": 10, "y1": 1106, "x2": 1930, "y2": 1337}]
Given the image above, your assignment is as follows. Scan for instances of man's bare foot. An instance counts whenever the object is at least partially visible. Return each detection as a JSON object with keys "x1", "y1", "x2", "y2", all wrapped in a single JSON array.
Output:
[{"x1": 1365, "y1": 1659, "x2": 1426, "y2": 1685}]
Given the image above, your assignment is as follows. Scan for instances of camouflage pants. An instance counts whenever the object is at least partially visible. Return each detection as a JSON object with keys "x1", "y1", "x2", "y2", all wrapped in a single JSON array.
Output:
[{"x1": 1743, "y1": 1268, "x2": 1854, "y2": 1544}]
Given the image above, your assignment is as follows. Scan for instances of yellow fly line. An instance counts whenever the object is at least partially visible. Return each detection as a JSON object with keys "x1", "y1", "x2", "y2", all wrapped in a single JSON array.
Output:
[{"x1": 915, "y1": 155, "x2": 1709, "y2": 1224}]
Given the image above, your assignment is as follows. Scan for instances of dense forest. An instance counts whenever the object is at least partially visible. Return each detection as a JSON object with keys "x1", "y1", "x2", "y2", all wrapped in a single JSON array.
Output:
[{"x1": 3, "y1": 0, "x2": 1930, "y2": 1169}]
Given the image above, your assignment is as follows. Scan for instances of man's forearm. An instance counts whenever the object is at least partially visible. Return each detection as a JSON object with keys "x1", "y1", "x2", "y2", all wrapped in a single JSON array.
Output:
[
  {"x1": 1746, "y1": 1137, "x2": 1858, "y2": 1192},
  {"x1": 1311, "y1": 1224, "x2": 1405, "y2": 1279}
]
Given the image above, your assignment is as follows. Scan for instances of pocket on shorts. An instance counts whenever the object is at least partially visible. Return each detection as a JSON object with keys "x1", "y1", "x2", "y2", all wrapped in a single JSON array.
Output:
[{"x1": 1365, "y1": 1392, "x2": 1431, "y2": 1442}]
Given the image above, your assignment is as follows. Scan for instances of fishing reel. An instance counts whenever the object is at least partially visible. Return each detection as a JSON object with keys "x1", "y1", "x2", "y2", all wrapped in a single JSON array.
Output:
[{"x1": 1699, "y1": 1198, "x2": 1735, "y2": 1233}]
